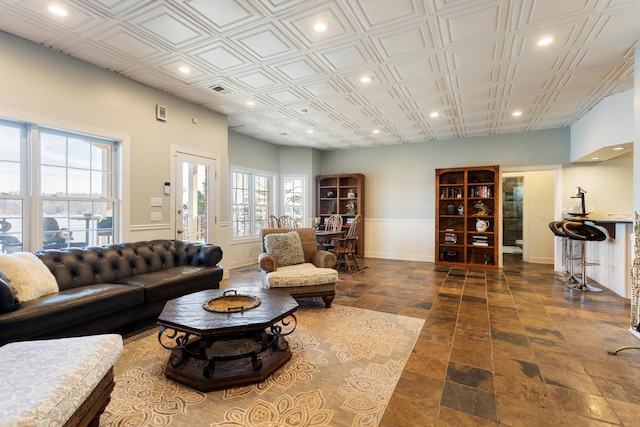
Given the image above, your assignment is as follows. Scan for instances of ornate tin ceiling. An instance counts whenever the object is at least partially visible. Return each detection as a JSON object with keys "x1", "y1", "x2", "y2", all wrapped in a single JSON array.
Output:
[{"x1": 1, "y1": 0, "x2": 639, "y2": 150}]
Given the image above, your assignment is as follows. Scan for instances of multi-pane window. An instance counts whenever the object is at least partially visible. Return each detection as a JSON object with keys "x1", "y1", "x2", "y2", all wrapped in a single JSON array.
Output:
[
  {"x1": 0, "y1": 121, "x2": 25, "y2": 253},
  {"x1": 0, "y1": 119, "x2": 119, "y2": 253},
  {"x1": 283, "y1": 176, "x2": 305, "y2": 226},
  {"x1": 231, "y1": 169, "x2": 275, "y2": 238}
]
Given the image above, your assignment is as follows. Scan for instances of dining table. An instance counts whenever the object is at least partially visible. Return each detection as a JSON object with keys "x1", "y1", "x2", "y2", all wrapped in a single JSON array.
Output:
[{"x1": 314, "y1": 229, "x2": 345, "y2": 249}]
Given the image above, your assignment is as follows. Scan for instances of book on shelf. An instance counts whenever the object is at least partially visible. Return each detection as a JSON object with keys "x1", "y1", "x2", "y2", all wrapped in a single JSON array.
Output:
[
  {"x1": 469, "y1": 185, "x2": 493, "y2": 198},
  {"x1": 444, "y1": 232, "x2": 458, "y2": 244},
  {"x1": 472, "y1": 235, "x2": 489, "y2": 246}
]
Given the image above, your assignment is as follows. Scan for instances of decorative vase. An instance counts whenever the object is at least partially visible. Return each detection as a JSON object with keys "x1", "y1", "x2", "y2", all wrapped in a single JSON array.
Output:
[
  {"x1": 326, "y1": 190, "x2": 335, "y2": 198},
  {"x1": 476, "y1": 219, "x2": 490, "y2": 232},
  {"x1": 446, "y1": 203, "x2": 455, "y2": 215}
]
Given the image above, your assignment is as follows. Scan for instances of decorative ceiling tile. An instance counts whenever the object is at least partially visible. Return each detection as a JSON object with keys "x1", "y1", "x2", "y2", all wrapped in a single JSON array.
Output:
[
  {"x1": 272, "y1": 55, "x2": 326, "y2": 81},
  {"x1": 235, "y1": 25, "x2": 297, "y2": 59},
  {"x1": 100, "y1": 29, "x2": 160, "y2": 59},
  {"x1": 314, "y1": 40, "x2": 375, "y2": 72},
  {"x1": 262, "y1": 89, "x2": 305, "y2": 104},
  {"x1": 348, "y1": 0, "x2": 425, "y2": 29},
  {"x1": 0, "y1": 12, "x2": 58, "y2": 43},
  {"x1": 192, "y1": 43, "x2": 249, "y2": 71},
  {"x1": 439, "y1": 3, "x2": 504, "y2": 45},
  {"x1": 129, "y1": 6, "x2": 203, "y2": 46},
  {"x1": 299, "y1": 80, "x2": 343, "y2": 97},
  {"x1": 234, "y1": 68, "x2": 282, "y2": 90},
  {"x1": 183, "y1": 0, "x2": 263, "y2": 31},
  {"x1": 282, "y1": 2, "x2": 355, "y2": 47},
  {"x1": 371, "y1": 24, "x2": 434, "y2": 59}
]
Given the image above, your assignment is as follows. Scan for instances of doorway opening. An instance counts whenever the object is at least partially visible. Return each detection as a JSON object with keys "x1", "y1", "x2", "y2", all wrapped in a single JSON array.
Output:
[{"x1": 503, "y1": 175, "x2": 523, "y2": 256}]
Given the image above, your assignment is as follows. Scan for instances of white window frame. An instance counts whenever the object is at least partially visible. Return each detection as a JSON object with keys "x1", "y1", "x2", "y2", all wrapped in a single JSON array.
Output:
[
  {"x1": 230, "y1": 166, "x2": 276, "y2": 240},
  {"x1": 281, "y1": 175, "x2": 306, "y2": 227},
  {"x1": 0, "y1": 116, "x2": 125, "y2": 252}
]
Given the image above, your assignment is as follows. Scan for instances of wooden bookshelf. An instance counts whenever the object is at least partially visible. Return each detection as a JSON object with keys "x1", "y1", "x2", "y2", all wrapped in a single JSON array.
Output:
[{"x1": 435, "y1": 166, "x2": 499, "y2": 268}]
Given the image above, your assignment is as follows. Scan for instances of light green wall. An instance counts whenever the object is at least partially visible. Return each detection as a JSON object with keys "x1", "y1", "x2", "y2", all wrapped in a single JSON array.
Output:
[
  {"x1": 317, "y1": 128, "x2": 571, "y2": 219},
  {"x1": 228, "y1": 131, "x2": 279, "y2": 172},
  {"x1": 230, "y1": 114, "x2": 633, "y2": 225}
]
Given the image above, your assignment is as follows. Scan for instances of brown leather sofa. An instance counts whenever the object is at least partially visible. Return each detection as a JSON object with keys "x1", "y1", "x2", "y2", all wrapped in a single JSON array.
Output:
[{"x1": 0, "y1": 239, "x2": 223, "y2": 345}]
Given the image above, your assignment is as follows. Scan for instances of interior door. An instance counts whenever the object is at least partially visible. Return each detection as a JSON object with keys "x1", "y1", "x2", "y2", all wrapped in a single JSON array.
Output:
[{"x1": 174, "y1": 152, "x2": 216, "y2": 242}]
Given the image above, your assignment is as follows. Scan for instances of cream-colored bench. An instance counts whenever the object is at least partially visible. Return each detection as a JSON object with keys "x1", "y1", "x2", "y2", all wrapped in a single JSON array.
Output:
[
  {"x1": 259, "y1": 228, "x2": 338, "y2": 308},
  {"x1": 0, "y1": 334, "x2": 122, "y2": 427}
]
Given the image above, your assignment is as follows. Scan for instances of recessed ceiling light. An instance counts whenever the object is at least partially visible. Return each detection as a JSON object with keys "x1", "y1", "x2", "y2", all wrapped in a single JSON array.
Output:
[
  {"x1": 313, "y1": 22, "x2": 327, "y2": 32},
  {"x1": 512, "y1": 111, "x2": 523, "y2": 117},
  {"x1": 246, "y1": 101, "x2": 255, "y2": 107},
  {"x1": 613, "y1": 147, "x2": 624, "y2": 151},
  {"x1": 178, "y1": 66, "x2": 191, "y2": 74},
  {"x1": 591, "y1": 157, "x2": 600, "y2": 160},
  {"x1": 307, "y1": 129, "x2": 314, "y2": 134},
  {"x1": 360, "y1": 75, "x2": 373, "y2": 83},
  {"x1": 372, "y1": 129, "x2": 380, "y2": 134},
  {"x1": 48, "y1": 5, "x2": 67, "y2": 16},
  {"x1": 430, "y1": 112, "x2": 439, "y2": 118},
  {"x1": 537, "y1": 37, "x2": 553, "y2": 46}
]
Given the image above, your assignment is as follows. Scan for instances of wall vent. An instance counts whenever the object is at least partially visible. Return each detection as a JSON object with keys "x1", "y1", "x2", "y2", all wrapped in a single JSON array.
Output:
[{"x1": 209, "y1": 85, "x2": 232, "y2": 95}]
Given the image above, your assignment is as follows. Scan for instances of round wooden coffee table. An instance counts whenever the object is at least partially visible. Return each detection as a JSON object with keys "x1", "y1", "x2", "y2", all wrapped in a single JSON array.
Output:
[{"x1": 157, "y1": 287, "x2": 299, "y2": 391}]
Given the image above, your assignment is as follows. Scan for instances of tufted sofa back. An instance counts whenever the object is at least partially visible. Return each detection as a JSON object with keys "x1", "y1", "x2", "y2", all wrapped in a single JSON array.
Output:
[{"x1": 35, "y1": 239, "x2": 223, "y2": 291}]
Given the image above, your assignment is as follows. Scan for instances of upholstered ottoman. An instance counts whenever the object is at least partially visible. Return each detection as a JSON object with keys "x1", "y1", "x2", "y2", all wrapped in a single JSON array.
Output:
[{"x1": 0, "y1": 334, "x2": 123, "y2": 427}]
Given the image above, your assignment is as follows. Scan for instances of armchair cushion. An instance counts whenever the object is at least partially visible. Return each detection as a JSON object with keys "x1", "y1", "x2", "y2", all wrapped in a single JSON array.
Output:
[
  {"x1": 264, "y1": 263, "x2": 339, "y2": 288},
  {"x1": 264, "y1": 231, "x2": 305, "y2": 267}
]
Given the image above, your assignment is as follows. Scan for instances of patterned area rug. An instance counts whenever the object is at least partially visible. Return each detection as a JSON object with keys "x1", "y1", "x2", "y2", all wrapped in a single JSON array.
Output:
[{"x1": 102, "y1": 305, "x2": 424, "y2": 427}]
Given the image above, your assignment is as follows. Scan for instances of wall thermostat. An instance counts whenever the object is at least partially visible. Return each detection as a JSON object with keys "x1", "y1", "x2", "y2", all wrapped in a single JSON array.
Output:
[
  {"x1": 164, "y1": 181, "x2": 171, "y2": 194},
  {"x1": 156, "y1": 104, "x2": 167, "y2": 122}
]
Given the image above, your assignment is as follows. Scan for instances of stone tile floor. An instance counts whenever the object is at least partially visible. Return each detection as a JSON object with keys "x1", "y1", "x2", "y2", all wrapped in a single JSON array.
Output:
[{"x1": 221, "y1": 255, "x2": 640, "y2": 426}]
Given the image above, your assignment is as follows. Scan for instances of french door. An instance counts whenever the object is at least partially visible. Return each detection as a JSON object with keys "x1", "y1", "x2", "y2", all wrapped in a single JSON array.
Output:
[{"x1": 174, "y1": 151, "x2": 216, "y2": 243}]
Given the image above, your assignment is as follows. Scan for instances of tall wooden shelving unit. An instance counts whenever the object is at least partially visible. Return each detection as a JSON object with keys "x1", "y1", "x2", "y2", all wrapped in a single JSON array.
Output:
[
  {"x1": 435, "y1": 166, "x2": 500, "y2": 269},
  {"x1": 316, "y1": 173, "x2": 364, "y2": 257}
]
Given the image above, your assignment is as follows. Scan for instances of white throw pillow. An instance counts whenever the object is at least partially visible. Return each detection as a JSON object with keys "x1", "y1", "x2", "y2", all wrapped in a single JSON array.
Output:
[
  {"x1": 264, "y1": 231, "x2": 305, "y2": 267},
  {"x1": 0, "y1": 252, "x2": 59, "y2": 303}
]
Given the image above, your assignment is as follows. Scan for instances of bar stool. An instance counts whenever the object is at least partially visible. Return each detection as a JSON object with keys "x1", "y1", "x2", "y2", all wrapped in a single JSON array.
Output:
[
  {"x1": 548, "y1": 221, "x2": 578, "y2": 284},
  {"x1": 561, "y1": 221, "x2": 607, "y2": 292}
]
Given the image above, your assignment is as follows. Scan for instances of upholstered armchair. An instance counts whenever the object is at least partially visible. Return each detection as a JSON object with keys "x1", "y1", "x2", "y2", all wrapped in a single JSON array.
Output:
[{"x1": 258, "y1": 227, "x2": 338, "y2": 308}]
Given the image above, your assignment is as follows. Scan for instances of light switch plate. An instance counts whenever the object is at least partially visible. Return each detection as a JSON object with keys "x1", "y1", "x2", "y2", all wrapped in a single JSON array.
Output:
[
  {"x1": 150, "y1": 212, "x2": 162, "y2": 221},
  {"x1": 150, "y1": 197, "x2": 162, "y2": 207}
]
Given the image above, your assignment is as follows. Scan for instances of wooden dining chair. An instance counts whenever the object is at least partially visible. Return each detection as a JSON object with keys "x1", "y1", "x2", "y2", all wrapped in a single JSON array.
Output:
[
  {"x1": 267, "y1": 214, "x2": 279, "y2": 228},
  {"x1": 322, "y1": 214, "x2": 343, "y2": 250},
  {"x1": 330, "y1": 214, "x2": 362, "y2": 273},
  {"x1": 278, "y1": 215, "x2": 299, "y2": 228}
]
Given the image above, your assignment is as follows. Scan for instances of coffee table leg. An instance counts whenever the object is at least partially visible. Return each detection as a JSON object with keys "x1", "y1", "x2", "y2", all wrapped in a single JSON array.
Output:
[{"x1": 158, "y1": 315, "x2": 298, "y2": 391}]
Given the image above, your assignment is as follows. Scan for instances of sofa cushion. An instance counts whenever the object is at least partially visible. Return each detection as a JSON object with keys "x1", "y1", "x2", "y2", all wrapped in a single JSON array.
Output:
[
  {"x1": 117, "y1": 265, "x2": 224, "y2": 303},
  {"x1": 264, "y1": 263, "x2": 339, "y2": 288},
  {"x1": 0, "y1": 284, "x2": 143, "y2": 343},
  {"x1": 0, "y1": 334, "x2": 122, "y2": 426},
  {"x1": 264, "y1": 231, "x2": 305, "y2": 267},
  {"x1": 0, "y1": 252, "x2": 58, "y2": 303}
]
